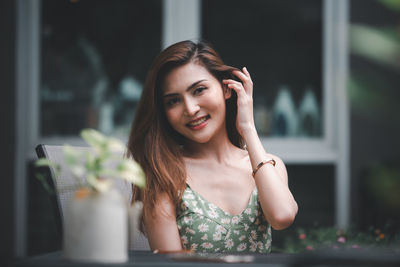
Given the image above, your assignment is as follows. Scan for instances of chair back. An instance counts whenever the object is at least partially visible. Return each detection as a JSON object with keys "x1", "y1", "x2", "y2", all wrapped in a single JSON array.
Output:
[{"x1": 36, "y1": 144, "x2": 150, "y2": 251}]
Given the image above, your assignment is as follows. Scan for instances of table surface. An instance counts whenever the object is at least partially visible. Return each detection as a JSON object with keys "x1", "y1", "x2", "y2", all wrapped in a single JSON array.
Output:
[{"x1": 13, "y1": 249, "x2": 400, "y2": 267}]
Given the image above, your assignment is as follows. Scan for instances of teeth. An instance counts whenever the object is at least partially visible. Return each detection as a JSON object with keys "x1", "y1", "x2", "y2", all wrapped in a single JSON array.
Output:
[{"x1": 188, "y1": 116, "x2": 208, "y2": 126}]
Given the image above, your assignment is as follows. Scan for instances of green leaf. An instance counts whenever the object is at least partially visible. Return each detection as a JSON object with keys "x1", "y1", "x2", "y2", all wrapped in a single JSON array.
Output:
[
  {"x1": 86, "y1": 173, "x2": 98, "y2": 191},
  {"x1": 63, "y1": 145, "x2": 84, "y2": 166},
  {"x1": 97, "y1": 169, "x2": 121, "y2": 179},
  {"x1": 120, "y1": 171, "x2": 146, "y2": 188},
  {"x1": 70, "y1": 166, "x2": 86, "y2": 178},
  {"x1": 106, "y1": 138, "x2": 126, "y2": 154},
  {"x1": 35, "y1": 158, "x2": 56, "y2": 168},
  {"x1": 81, "y1": 128, "x2": 107, "y2": 149},
  {"x1": 117, "y1": 159, "x2": 146, "y2": 187},
  {"x1": 36, "y1": 128, "x2": 146, "y2": 195}
]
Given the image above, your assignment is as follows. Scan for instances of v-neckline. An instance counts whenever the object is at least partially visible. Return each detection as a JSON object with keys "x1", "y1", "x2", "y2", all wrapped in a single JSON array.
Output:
[{"x1": 185, "y1": 183, "x2": 257, "y2": 217}]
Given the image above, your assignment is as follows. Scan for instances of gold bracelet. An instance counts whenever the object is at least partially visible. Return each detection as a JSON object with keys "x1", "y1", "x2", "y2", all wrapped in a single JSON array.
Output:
[{"x1": 252, "y1": 159, "x2": 276, "y2": 177}]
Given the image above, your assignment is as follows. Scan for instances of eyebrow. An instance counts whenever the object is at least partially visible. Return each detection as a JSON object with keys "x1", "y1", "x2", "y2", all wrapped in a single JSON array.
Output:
[{"x1": 163, "y1": 79, "x2": 207, "y2": 98}]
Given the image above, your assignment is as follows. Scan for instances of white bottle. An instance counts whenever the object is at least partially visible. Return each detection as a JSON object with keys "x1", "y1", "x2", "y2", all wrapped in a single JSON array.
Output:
[
  {"x1": 298, "y1": 88, "x2": 321, "y2": 137},
  {"x1": 271, "y1": 86, "x2": 298, "y2": 136}
]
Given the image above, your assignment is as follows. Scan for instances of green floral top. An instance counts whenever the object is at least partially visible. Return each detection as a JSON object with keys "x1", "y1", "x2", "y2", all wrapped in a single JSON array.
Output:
[{"x1": 176, "y1": 185, "x2": 272, "y2": 253}]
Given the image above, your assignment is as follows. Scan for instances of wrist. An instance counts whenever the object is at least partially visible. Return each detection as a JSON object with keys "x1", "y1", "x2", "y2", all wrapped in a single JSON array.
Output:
[{"x1": 240, "y1": 125, "x2": 257, "y2": 139}]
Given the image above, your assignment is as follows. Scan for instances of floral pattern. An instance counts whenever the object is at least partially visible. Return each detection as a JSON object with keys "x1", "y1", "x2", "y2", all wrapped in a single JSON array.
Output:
[{"x1": 176, "y1": 185, "x2": 272, "y2": 253}]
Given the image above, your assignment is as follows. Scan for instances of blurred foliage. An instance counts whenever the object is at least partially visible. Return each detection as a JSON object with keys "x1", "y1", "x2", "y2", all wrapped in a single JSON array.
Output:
[
  {"x1": 349, "y1": 1, "x2": 400, "y2": 126},
  {"x1": 347, "y1": 72, "x2": 399, "y2": 122},
  {"x1": 348, "y1": 73, "x2": 392, "y2": 112},
  {"x1": 365, "y1": 164, "x2": 400, "y2": 212},
  {"x1": 350, "y1": 24, "x2": 400, "y2": 69},
  {"x1": 379, "y1": 0, "x2": 400, "y2": 12},
  {"x1": 274, "y1": 225, "x2": 400, "y2": 253}
]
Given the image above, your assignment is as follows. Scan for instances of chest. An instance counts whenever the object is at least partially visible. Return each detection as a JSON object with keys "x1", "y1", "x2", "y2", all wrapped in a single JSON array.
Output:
[
  {"x1": 177, "y1": 185, "x2": 272, "y2": 254},
  {"x1": 185, "y1": 161, "x2": 255, "y2": 216}
]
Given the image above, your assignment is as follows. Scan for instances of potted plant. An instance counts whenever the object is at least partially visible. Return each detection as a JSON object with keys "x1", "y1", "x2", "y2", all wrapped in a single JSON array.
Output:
[{"x1": 35, "y1": 129, "x2": 146, "y2": 263}]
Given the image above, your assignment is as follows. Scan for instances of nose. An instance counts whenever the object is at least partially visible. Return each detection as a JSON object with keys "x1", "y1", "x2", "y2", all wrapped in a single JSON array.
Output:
[{"x1": 183, "y1": 97, "x2": 200, "y2": 117}]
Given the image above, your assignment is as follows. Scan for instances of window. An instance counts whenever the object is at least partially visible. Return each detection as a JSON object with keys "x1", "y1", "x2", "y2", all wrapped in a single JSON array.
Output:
[
  {"x1": 40, "y1": 0, "x2": 162, "y2": 137},
  {"x1": 203, "y1": 0, "x2": 323, "y2": 138}
]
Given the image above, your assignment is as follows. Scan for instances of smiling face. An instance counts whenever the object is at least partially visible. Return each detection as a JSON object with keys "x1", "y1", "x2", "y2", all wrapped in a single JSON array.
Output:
[{"x1": 162, "y1": 62, "x2": 231, "y2": 145}]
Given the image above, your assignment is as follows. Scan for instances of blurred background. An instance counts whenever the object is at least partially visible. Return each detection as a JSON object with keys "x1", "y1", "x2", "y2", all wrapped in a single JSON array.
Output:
[{"x1": 1, "y1": 0, "x2": 400, "y2": 265}]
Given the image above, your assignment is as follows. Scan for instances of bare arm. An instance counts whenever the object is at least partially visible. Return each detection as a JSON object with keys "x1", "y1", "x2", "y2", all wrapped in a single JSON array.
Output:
[
  {"x1": 223, "y1": 67, "x2": 298, "y2": 230},
  {"x1": 243, "y1": 128, "x2": 298, "y2": 230},
  {"x1": 143, "y1": 194, "x2": 183, "y2": 251}
]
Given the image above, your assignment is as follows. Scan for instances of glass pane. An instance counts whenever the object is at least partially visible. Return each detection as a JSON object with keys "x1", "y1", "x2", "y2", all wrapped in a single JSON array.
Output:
[
  {"x1": 40, "y1": 0, "x2": 162, "y2": 137},
  {"x1": 202, "y1": 0, "x2": 323, "y2": 137}
]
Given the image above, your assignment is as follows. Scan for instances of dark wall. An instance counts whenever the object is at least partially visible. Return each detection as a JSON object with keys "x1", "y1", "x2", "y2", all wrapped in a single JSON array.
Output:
[
  {"x1": 350, "y1": 0, "x2": 400, "y2": 232},
  {"x1": 0, "y1": 0, "x2": 16, "y2": 266}
]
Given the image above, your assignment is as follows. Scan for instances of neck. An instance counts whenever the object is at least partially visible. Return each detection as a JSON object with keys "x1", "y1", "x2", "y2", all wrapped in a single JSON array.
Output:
[{"x1": 183, "y1": 129, "x2": 239, "y2": 164}]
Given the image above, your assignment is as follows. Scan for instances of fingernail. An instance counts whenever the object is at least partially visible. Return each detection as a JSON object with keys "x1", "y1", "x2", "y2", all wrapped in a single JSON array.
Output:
[{"x1": 244, "y1": 67, "x2": 248, "y2": 71}]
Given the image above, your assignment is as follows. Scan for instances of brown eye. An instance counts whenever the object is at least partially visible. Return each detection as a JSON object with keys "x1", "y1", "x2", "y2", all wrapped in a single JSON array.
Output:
[
  {"x1": 165, "y1": 97, "x2": 180, "y2": 107},
  {"x1": 193, "y1": 87, "x2": 207, "y2": 95}
]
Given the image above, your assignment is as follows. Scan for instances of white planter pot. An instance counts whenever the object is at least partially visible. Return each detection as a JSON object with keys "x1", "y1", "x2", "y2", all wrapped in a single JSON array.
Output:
[{"x1": 63, "y1": 188, "x2": 128, "y2": 263}]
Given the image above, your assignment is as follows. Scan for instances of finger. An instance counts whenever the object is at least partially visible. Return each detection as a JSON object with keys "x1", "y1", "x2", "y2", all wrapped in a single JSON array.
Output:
[
  {"x1": 224, "y1": 79, "x2": 251, "y2": 97},
  {"x1": 232, "y1": 69, "x2": 253, "y2": 94},
  {"x1": 226, "y1": 83, "x2": 246, "y2": 99},
  {"x1": 222, "y1": 79, "x2": 242, "y2": 86},
  {"x1": 243, "y1": 67, "x2": 251, "y2": 79},
  {"x1": 232, "y1": 70, "x2": 249, "y2": 84},
  {"x1": 224, "y1": 79, "x2": 252, "y2": 97}
]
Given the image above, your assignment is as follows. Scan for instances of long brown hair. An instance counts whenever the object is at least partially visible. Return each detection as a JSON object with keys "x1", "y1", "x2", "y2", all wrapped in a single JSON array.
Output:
[{"x1": 127, "y1": 40, "x2": 243, "y2": 224}]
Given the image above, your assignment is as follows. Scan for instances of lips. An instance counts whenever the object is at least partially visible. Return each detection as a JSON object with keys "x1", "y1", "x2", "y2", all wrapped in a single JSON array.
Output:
[{"x1": 186, "y1": 115, "x2": 210, "y2": 128}]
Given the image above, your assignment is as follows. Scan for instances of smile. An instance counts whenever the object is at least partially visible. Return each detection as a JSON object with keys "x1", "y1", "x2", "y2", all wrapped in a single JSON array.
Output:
[{"x1": 186, "y1": 115, "x2": 210, "y2": 129}]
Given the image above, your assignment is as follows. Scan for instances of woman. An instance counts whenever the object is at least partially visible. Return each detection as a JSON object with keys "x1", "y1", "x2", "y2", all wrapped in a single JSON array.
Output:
[{"x1": 127, "y1": 40, "x2": 298, "y2": 253}]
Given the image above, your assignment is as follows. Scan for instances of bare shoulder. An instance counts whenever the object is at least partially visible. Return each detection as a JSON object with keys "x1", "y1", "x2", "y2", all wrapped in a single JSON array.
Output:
[{"x1": 266, "y1": 153, "x2": 288, "y2": 183}]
